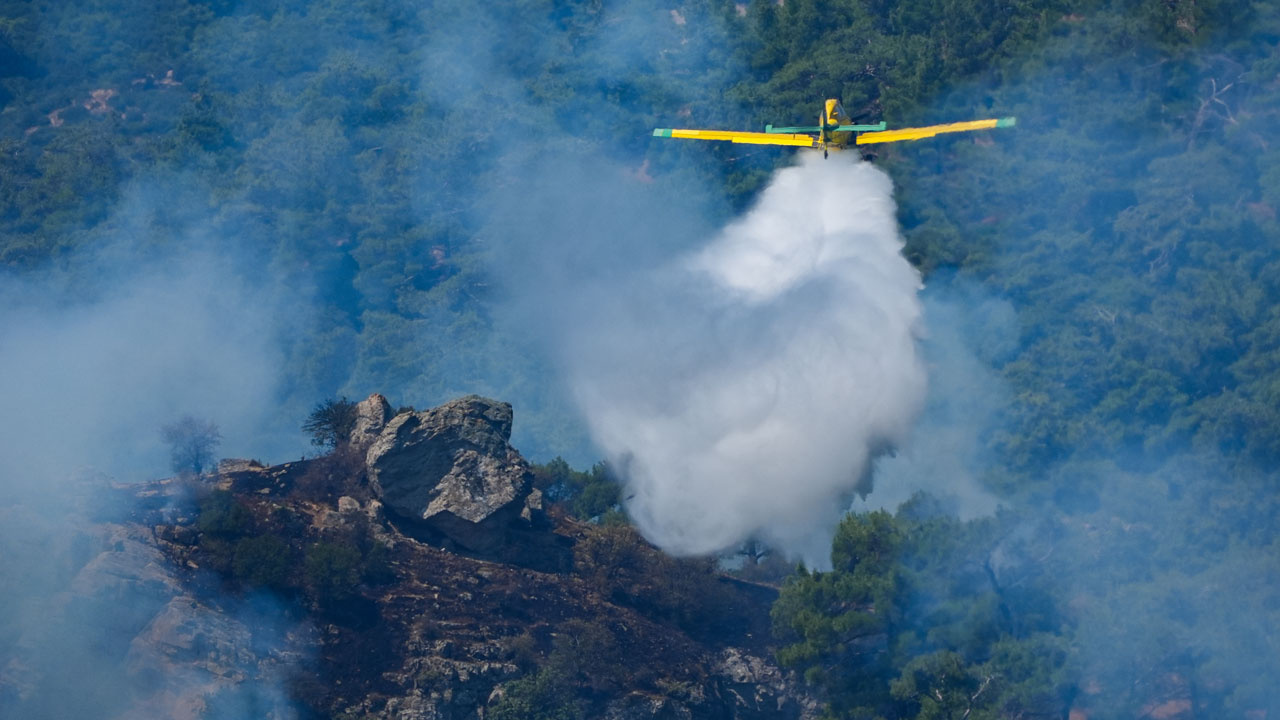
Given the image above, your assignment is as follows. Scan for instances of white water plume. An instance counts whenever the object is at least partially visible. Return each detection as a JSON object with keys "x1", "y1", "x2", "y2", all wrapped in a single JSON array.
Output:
[{"x1": 568, "y1": 154, "x2": 927, "y2": 565}]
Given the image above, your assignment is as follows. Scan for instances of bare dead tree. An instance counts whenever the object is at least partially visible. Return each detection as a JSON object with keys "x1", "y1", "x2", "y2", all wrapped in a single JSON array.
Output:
[{"x1": 160, "y1": 415, "x2": 221, "y2": 477}]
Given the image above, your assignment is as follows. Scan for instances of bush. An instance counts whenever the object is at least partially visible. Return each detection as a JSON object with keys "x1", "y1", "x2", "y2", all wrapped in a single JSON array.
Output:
[
  {"x1": 491, "y1": 619, "x2": 633, "y2": 717},
  {"x1": 532, "y1": 458, "x2": 622, "y2": 521},
  {"x1": 574, "y1": 525, "x2": 647, "y2": 590},
  {"x1": 548, "y1": 619, "x2": 627, "y2": 694},
  {"x1": 196, "y1": 490, "x2": 252, "y2": 537},
  {"x1": 231, "y1": 535, "x2": 293, "y2": 592},
  {"x1": 198, "y1": 536, "x2": 234, "y2": 575},
  {"x1": 304, "y1": 540, "x2": 362, "y2": 605},
  {"x1": 360, "y1": 540, "x2": 396, "y2": 585},
  {"x1": 504, "y1": 631, "x2": 541, "y2": 671},
  {"x1": 302, "y1": 397, "x2": 358, "y2": 450},
  {"x1": 488, "y1": 667, "x2": 579, "y2": 720}
]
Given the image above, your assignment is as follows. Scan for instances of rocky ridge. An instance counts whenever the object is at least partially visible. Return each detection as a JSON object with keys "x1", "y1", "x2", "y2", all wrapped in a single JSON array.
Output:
[{"x1": 0, "y1": 394, "x2": 818, "y2": 720}]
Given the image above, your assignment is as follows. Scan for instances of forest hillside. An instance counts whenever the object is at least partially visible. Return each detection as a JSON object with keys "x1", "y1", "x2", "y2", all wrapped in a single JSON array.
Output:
[{"x1": 1, "y1": 0, "x2": 1278, "y2": 718}]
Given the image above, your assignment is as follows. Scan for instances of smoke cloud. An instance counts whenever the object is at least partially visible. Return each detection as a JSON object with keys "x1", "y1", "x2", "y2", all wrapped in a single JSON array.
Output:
[
  {"x1": 561, "y1": 154, "x2": 927, "y2": 564},
  {"x1": 0, "y1": 187, "x2": 312, "y2": 717},
  {"x1": 859, "y1": 281, "x2": 1013, "y2": 518},
  {"x1": 0, "y1": 247, "x2": 300, "y2": 489}
]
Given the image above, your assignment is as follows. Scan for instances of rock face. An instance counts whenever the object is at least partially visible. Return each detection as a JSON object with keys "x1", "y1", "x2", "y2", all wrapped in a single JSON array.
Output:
[
  {"x1": 715, "y1": 648, "x2": 821, "y2": 719},
  {"x1": 0, "y1": 520, "x2": 308, "y2": 720},
  {"x1": 350, "y1": 393, "x2": 394, "y2": 448},
  {"x1": 365, "y1": 395, "x2": 542, "y2": 554}
]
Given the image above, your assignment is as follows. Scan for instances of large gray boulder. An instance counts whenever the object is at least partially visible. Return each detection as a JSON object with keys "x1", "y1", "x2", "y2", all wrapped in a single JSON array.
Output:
[
  {"x1": 350, "y1": 393, "x2": 394, "y2": 449},
  {"x1": 365, "y1": 396, "x2": 541, "y2": 553}
]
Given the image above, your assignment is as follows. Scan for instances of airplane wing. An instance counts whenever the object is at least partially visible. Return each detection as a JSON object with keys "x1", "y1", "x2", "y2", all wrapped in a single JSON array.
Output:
[
  {"x1": 652, "y1": 128, "x2": 818, "y2": 147},
  {"x1": 856, "y1": 117, "x2": 1016, "y2": 145}
]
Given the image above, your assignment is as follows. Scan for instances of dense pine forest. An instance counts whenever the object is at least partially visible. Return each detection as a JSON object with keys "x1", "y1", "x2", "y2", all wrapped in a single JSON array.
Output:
[{"x1": 2, "y1": 0, "x2": 1279, "y2": 718}]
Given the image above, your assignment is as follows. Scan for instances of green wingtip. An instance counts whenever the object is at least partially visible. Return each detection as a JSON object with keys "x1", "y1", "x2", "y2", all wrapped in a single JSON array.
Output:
[
  {"x1": 766, "y1": 125, "x2": 822, "y2": 133},
  {"x1": 996, "y1": 117, "x2": 1017, "y2": 128},
  {"x1": 653, "y1": 128, "x2": 673, "y2": 137},
  {"x1": 834, "y1": 122, "x2": 887, "y2": 132}
]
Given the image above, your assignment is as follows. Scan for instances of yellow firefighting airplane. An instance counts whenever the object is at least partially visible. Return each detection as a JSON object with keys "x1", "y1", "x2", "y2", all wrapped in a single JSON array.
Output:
[{"x1": 653, "y1": 99, "x2": 1015, "y2": 157}]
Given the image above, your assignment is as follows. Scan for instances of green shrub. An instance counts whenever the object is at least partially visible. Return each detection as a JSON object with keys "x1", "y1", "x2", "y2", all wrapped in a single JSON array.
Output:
[
  {"x1": 304, "y1": 540, "x2": 362, "y2": 605},
  {"x1": 360, "y1": 541, "x2": 396, "y2": 585},
  {"x1": 196, "y1": 490, "x2": 252, "y2": 537},
  {"x1": 231, "y1": 535, "x2": 293, "y2": 591},
  {"x1": 488, "y1": 667, "x2": 579, "y2": 720},
  {"x1": 532, "y1": 458, "x2": 622, "y2": 521}
]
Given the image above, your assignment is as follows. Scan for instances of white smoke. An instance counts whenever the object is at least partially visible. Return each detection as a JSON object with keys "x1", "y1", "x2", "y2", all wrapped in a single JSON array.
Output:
[
  {"x1": 857, "y1": 286, "x2": 1011, "y2": 519},
  {"x1": 567, "y1": 153, "x2": 927, "y2": 565},
  {"x1": 0, "y1": 232, "x2": 312, "y2": 717},
  {"x1": 0, "y1": 247, "x2": 298, "y2": 488}
]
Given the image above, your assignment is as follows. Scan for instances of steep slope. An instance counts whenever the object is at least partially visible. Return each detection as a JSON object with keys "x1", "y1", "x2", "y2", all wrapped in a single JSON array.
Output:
[{"x1": 2, "y1": 395, "x2": 815, "y2": 720}]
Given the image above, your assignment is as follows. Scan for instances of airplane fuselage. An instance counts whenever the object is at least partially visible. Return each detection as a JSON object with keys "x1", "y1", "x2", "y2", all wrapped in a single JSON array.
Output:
[{"x1": 820, "y1": 99, "x2": 854, "y2": 150}]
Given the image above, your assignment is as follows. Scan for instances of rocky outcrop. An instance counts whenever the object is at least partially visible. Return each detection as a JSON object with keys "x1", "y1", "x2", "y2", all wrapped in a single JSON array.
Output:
[
  {"x1": 0, "y1": 521, "x2": 309, "y2": 720},
  {"x1": 714, "y1": 648, "x2": 821, "y2": 719},
  {"x1": 127, "y1": 596, "x2": 259, "y2": 689},
  {"x1": 350, "y1": 393, "x2": 394, "y2": 448},
  {"x1": 364, "y1": 396, "x2": 544, "y2": 555},
  {"x1": 217, "y1": 458, "x2": 265, "y2": 475}
]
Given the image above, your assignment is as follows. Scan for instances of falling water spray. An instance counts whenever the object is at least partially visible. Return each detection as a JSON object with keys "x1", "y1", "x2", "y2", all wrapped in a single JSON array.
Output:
[{"x1": 566, "y1": 154, "x2": 927, "y2": 565}]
